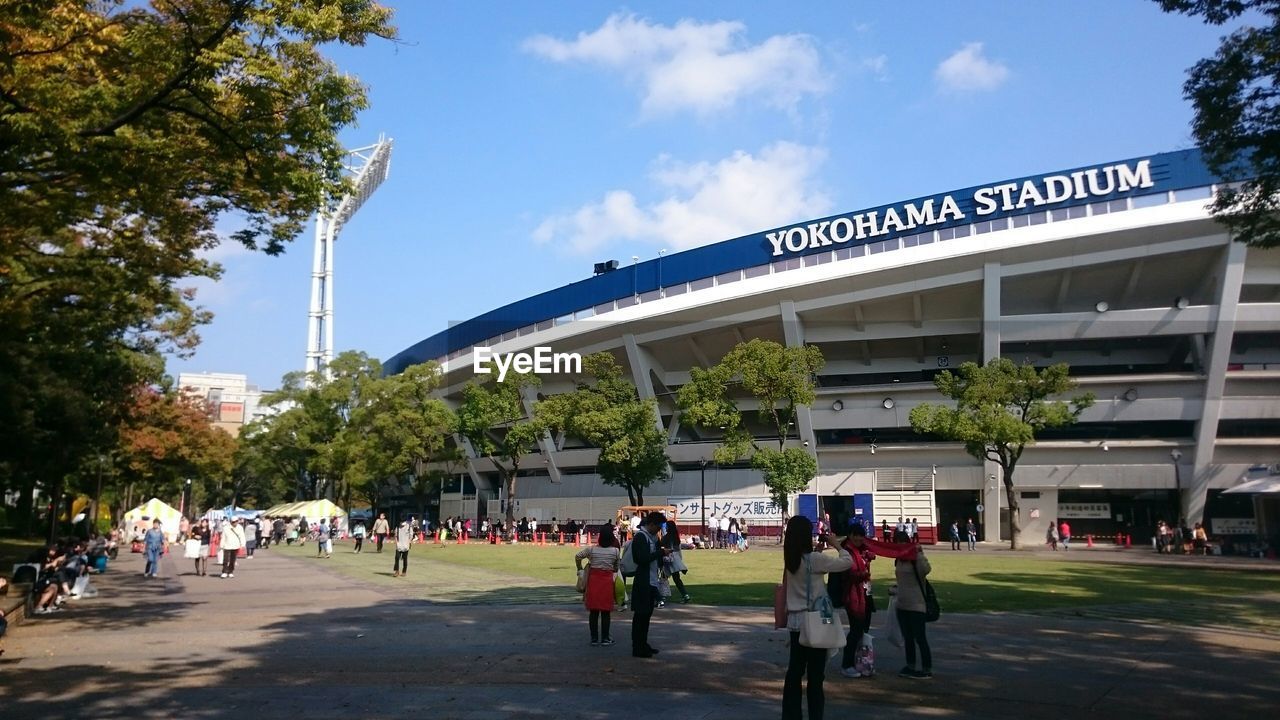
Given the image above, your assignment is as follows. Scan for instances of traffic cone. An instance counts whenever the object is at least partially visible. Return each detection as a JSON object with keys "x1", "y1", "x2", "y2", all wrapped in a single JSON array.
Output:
[
  {"x1": 1086, "y1": 534, "x2": 1094, "y2": 548},
  {"x1": 433, "y1": 530, "x2": 441, "y2": 544},
  {"x1": 1125, "y1": 534, "x2": 1132, "y2": 548}
]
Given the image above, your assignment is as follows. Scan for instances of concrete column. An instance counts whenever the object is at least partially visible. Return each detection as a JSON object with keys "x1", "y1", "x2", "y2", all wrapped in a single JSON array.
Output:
[
  {"x1": 520, "y1": 387, "x2": 562, "y2": 483},
  {"x1": 983, "y1": 262, "x2": 1002, "y2": 364},
  {"x1": 780, "y1": 301, "x2": 818, "y2": 457},
  {"x1": 623, "y1": 333, "x2": 667, "y2": 436},
  {"x1": 1188, "y1": 239, "x2": 1246, "y2": 523}
]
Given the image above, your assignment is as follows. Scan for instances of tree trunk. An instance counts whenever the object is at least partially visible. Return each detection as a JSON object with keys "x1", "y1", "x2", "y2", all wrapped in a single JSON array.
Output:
[
  {"x1": 1003, "y1": 470, "x2": 1022, "y2": 550},
  {"x1": 16, "y1": 476, "x2": 36, "y2": 536},
  {"x1": 503, "y1": 469, "x2": 517, "y2": 528},
  {"x1": 47, "y1": 475, "x2": 64, "y2": 544}
]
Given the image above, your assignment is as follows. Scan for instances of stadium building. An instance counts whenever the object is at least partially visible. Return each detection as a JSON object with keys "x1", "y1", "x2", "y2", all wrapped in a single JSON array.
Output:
[{"x1": 387, "y1": 149, "x2": 1280, "y2": 546}]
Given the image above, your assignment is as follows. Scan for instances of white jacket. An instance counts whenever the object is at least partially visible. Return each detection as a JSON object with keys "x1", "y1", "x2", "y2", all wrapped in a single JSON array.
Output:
[{"x1": 220, "y1": 525, "x2": 245, "y2": 550}]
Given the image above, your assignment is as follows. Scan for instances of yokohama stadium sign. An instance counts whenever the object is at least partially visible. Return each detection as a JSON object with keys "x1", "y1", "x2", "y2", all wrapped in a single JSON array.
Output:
[{"x1": 766, "y1": 159, "x2": 1155, "y2": 257}]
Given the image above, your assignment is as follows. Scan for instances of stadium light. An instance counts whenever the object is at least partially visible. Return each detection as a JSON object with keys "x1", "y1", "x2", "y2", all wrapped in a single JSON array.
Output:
[{"x1": 306, "y1": 135, "x2": 393, "y2": 380}]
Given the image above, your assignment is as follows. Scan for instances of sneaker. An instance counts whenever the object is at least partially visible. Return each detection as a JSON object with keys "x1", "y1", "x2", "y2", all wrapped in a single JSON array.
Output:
[
  {"x1": 220, "y1": 573, "x2": 227, "y2": 578},
  {"x1": 657, "y1": 601, "x2": 666, "y2": 608},
  {"x1": 47, "y1": 605, "x2": 64, "y2": 613},
  {"x1": 600, "y1": 638, "x2": 616, "y2": 646},
  {"x1": 34, "y1": 607, "x2": 50, "y2": 615},
  {"x1": 841, "y1": 667, "x2": 861, "y2": 678},
  {"x1": 681, "y1": 595, "x2": 691, "y2": 603},
  {"x1": 914, "y1": 669, "x2": 933, "y2": 679},
  {"x1": 898, "y1": 666, "x2": 916, "y2": 678},
  {"x1": 228, "y1": 574, "x2": 234, "y2": 578},
  {"x1": 590, "y1": 640, "x2": 600, "y2": 647}
]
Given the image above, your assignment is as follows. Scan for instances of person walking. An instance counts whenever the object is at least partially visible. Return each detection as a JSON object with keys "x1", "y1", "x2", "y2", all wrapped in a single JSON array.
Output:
[
  {"x1": 781, "y1": 515, "x2": 851, "y2": 720},
  {"x1": 143, "y1": 520, "x2": 166, "y2": 578},
  {"x1": 194, "y1": 518, "x2": 212, "y2": 576},
  {"x1": 243, "y1": 517, "x2": 258, "y2": 558},
  {"x1": 1058, "y1": 519, "x2": 1071, "y2": 551},
  {"x1": 352, "y1": 520, "x2": 366, "y2": 553},
  {"x1": 949, "y1": 521, "x2": 961, "y2": 550},
  {"x1": 373, "y1": 513, "x2": 390, "y2": 553},
  {"x1": 392, "y1": 517, "x2": 413, "y2": 577},
  {"x1": 219, "y1": 518, "x2": 245, "y2": 578},
  {"x1": 966, "y1": 518, "x2": 977, "y2": 550},
  {"x1": 893, "y1": 529, "x2": 933, "y2": 679},
  {"x1": 1046, "y1": 521, "x2": 1059, "y2": 551},
  {"x1": 660, "y1": 519, "x2": 691, "y2": 603},
  {"x1": 630, "y1": 512, "x2": 667, "y2": 658},
  {"x1": 575, "y1": 528, "x2": 621, "y2": 646}
]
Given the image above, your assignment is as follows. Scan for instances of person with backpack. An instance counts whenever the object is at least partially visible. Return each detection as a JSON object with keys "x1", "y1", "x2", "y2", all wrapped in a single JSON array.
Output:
[
  {"x1": 893, "y1": 529, "x2": 933, "y2": 678},
  {"x1": 629, "y1": 512, "x2": 667, "y2": 658}
]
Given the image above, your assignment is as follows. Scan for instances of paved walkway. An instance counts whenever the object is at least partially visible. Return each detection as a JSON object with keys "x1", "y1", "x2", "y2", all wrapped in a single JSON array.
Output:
[{"x1": 2, "y1": 547, "x2": 1278, "y2": 719}]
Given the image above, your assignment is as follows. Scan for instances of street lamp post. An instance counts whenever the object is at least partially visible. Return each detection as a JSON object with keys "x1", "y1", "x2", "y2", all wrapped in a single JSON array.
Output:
[
  {"x1": 700, "y1": 459, "x2": 708, "y2": 541},
  {"x1": 183, "y1": 478, "x2": 192, "y2": 518}
]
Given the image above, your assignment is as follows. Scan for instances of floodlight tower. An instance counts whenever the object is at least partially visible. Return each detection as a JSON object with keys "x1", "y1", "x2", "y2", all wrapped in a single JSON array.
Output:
[{"x1": 305, "y1": 135, "x2": 393, "y2": 379}]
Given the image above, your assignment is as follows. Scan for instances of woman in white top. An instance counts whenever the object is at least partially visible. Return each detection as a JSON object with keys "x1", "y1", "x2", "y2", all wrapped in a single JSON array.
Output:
[
  {"x1": 574, "y1": 527, "x2": 621, "y2": 646},
  {"x1": 781, "y1": 515, "x2": 851, "y2": 720}
]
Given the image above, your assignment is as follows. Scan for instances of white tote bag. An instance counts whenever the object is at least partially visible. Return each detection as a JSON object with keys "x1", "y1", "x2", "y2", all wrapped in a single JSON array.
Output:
[
  {"x1": 885, "y1": 595, "x2": 904, "y2": 648},
  {"x1": 798, "y1": 555, "x2": 846, "y2": 650},
  {"x1": 183, "y1": 538, "x2": 202, "y2": 559}
]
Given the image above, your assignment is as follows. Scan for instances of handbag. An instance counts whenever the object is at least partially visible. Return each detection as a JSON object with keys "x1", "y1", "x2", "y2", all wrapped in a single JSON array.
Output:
[
  {"x1": 912, "y1": 558, "x2": 941, "y2": 622},
  {"x1": 798, "y1": 555, "x2": 846, "y2": 649},
  {"x1": 575, "y1": 568, "x2": 588, "y2": 593},
  {"x1": 773, "y1": 570, "x2": 788, "y2": 629}
]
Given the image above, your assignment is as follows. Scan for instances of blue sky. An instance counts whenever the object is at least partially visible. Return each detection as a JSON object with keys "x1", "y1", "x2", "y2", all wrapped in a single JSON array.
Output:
[{"x1": 168, "y1": 1, "x2": 1239, "y2": 388}]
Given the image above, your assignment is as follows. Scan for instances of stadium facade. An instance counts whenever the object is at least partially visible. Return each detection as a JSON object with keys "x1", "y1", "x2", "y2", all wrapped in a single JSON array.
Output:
[{"x1": 387, "y1": 149, "x2": 1280, "y2": 545}]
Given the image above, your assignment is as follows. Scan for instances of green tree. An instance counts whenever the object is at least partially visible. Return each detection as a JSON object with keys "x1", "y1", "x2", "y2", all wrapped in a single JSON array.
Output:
[
  {"x1": 262, "y1": 351, "x2": 383, "y2": 501},
  {"x1": 1159, "y1": 0, "x2": 1280, "y2": 247},
  {"x1": 0, "y1": 0, "x2": 395, "y2": 534},
  {"x1": 456, "y1": 374, "x2": 543, "y2": 528},
  {"x1": 909, "y1": 359, "x2": 1094, "y2": 550},
  {"x1": 538, "y1": 353, "x2": 670, "y2": 506},
  {"x1": 351, "y1": 361, "x2": 457, "y2": 514},
  {"x1": 677, "y1": 339, "x2": 825, "y2": 514}
]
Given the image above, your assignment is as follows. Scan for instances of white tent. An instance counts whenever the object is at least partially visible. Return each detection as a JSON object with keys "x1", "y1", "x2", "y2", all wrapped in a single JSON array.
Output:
[{"x1": 124, "y1": 497, "x2": 184, "y2": 541}]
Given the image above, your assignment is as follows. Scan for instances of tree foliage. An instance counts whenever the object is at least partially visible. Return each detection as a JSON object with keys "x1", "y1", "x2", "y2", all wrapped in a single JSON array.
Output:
[
  {"x1": 1159, "y1": 0, "x2": 1280, "y2": 247},
  {"x1": 456, "y1": 373, "x2": 543, "y2": 527},
  {"x1": 0, "y1": 0, "x2": 395, "y2": 534},
  {"x1": 677, "y1": 339, "x2": 825, "y2": 512},
  {"x1": 909, "y1": 359, "x2": 1094, "y2": 549},
  {"x1": 538, "y1": 353, "x2": 670, "y2": 506}
]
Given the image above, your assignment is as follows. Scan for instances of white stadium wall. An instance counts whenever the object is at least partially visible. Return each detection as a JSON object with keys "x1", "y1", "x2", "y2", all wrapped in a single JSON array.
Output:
[{"x1": 393, "y1": 150, "x2": 1280, "y2": 544}]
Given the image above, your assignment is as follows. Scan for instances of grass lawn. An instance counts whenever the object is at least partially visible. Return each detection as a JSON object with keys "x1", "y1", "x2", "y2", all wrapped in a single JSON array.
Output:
[{"x1": 273, "y1": 539, "x2": 1280, "y2": 613}]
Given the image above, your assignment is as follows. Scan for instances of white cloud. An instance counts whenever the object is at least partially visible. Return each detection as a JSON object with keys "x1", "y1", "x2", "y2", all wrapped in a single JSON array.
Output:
[
  {"x1": 523, "y1": 13, "x2": 828, "y2": 116},
  {"x1": 935, "y1": 42, "x2": 1009, "y2": 93},
  {"x1": 861, "y1": 54, "x2": 888, "y2": 81},
  {"x1": 532, "y1": 142, "x2": 831, "y2": 254}
]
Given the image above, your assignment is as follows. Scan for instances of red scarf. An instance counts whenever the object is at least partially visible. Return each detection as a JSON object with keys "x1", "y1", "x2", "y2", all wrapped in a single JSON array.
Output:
[{"x1": 842, "y1": 539, "x2": 918, "y2": 619}]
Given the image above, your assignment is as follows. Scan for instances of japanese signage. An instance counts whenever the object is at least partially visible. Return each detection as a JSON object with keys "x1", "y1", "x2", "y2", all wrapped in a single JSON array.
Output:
[
  {"x1": 1057, "y1": 503, "x2": 1111, "y2": 519},
  {"x1": 669, "y1": 496, "x2": 784, "y2": 521},
  {"x1": 1211, "y1": 518, "x2": 1257, "y2": 535}
]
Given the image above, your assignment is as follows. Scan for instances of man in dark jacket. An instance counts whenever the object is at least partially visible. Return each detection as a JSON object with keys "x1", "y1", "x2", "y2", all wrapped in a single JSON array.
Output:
[{"x1": 631, "y1": 512, "x2": 667, "y2": 658}]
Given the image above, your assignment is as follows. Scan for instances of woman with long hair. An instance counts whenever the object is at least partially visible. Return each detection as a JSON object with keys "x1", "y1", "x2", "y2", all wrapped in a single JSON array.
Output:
[
  {"x1": 893, "y1": 529, "x2": 933, "y2": 678},
  {"x1": 781, "y1": 515, "x2": 851, "y2": 720},
  {"x1": 575, "y1": 526, "x2": 621, "y2": 646},
  {"x1": 660, "y1": 519, "x2": 691, "y2": 603}
]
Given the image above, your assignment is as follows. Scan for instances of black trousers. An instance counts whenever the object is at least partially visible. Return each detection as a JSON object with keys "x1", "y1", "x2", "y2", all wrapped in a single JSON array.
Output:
[
  {"x1": 897, "y1": 608, "x2": 932, "y2": 670},
  {"x1": 841, "y1": 607, "x2": 873, "y2": 668},
  {"x1": 631, "y1": 582, "x2": 656, "y2": 654},
  {"x1": 354, "y1": 536, "x2": 363, "y2": 552},
  {"x1": 393, "y1": 549, "x2": 409, "y2": 574},
  {"x1": 589, "y1": 610, "x2": 612, "y2": 641},
  {"x1": 222, "y1": 549, "x2": 237, "y2": 575},
  {"x1": 376, "y1": 534, "x2": 385, "y2": 552},
  {"x1": 782, "y1": 631, "x2": 827, "y2": 720}
]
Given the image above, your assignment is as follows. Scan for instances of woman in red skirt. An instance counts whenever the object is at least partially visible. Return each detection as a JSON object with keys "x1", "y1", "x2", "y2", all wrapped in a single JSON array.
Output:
[{"x1": 575, "y1": 525, "x2": 621, "y2": 646}]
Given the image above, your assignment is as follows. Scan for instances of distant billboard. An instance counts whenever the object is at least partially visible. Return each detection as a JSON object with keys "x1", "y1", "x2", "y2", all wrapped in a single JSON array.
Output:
[{"x1": 218, "y1": 402, "x2": 244, "y2": 424}]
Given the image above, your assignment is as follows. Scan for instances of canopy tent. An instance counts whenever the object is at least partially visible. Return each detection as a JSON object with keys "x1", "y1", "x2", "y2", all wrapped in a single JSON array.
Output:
[
  {"x1": 124, "y1": 498, "x2": 183, "y2": 540},
  {"x1": 202, "y1": 505, "x2": 262, "y2": 523},
  {"x1": 261, "y1": 499, "x2": 346, "y2": 522}
]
